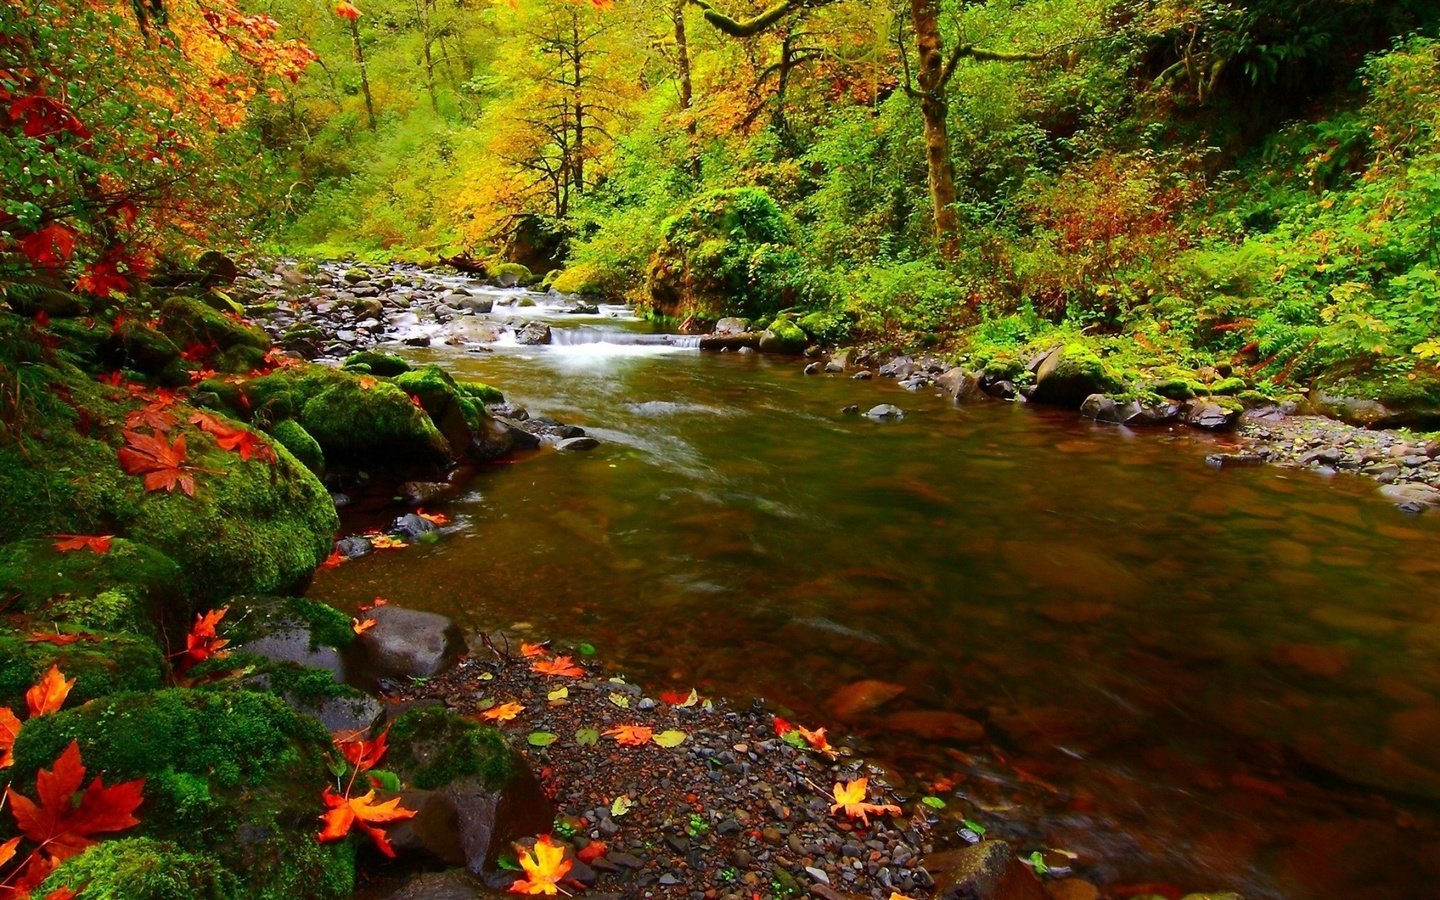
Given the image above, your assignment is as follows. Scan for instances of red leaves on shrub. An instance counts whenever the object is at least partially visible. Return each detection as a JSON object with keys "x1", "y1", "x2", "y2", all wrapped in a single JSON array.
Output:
[
  {"x1": 50, "y1": 535, "x2": 112, "y2": 554},
  {"x1": 8, "y1": 95, "x2": 90, "y2": 140},
  {"x1": 17, "y1": 223, "x2": 76, "y2": 269},
  {"x1": 5, "y1": 741, "x2": 144, "y2": 864},
  {"x1": 117, "y1": 430, "x2": 196, "y2": 495},
  {"x1": 334, "y1": 2, "x2": 361, "y2": 20}
]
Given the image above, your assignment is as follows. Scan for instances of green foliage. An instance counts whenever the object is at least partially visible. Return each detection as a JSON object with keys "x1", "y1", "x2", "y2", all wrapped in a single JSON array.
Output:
[{"x1": 42, "y1": 838, "x2": 240, "y2": 900}]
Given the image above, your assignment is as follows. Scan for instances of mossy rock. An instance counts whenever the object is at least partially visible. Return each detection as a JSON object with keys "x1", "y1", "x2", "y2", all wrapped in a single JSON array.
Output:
[
  {"x1": 100, "y1": 320, "x2": 184, "y2": 378},
  {"x1": 225, "y1": 595, "x2": 356, "y2": 652},
  {"x1": 393, "y1": 365, "x2": 489, "y2": 454},
  {"x1": 456, "y1": 380, "x2": 504, "y2": 406},
  {"x1": 1206, "y1": 376, "x2": 1248, "y2": 395},
  {"x1": 268, "y1": 419, "x2": 325, "y2": 476},
  {"x1": 1029, "y1": 343, "x2": 1124, "y2": 408},
  {"x1": 0, "y1": 538, "x2": 181, "y2": 635},
  {"x1": 490, "y1": 262, "x2": 533, "y2": 286},
  {"x1": 1311, "y1": 364, "x2": 1440, "y2": 428},
  {"x1": 40, "y1": 837, "x2": 240, "y2": 900},
  {"x1": 758, "y1": 317, "x2": 808, "y2": 355},
  {"x1": 341, "y1": 351, "x2": 411, "y2": 377},
  {"x1": 387, "y1": 706, "x2": 517, "y2": 791},
  {"x1": 0, "y1": 628, "x2": 165, "y2": 710},
  {"x1": 551, "y1": 261, "x2": 626, "y2": 300},
  {"x1": 196, "y1": 654, "x2": 381, "y2": 734},
  {"x1": 1149, "y1": 377, "x2": 1200, "y2": 400},
  {"x1": 156, "y1": 296, "x2": 270, "y2": 374},
  {"x1": 9, "y1": 688, "x2": 354, "y2": 899}
]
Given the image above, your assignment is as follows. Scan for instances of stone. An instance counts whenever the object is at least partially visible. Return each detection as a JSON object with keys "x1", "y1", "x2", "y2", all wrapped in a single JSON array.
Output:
[
  {"x1": 865, "y1": 404, "x2": 904, "y2": 421},
  {"x1": 393, "y1": 768, "x2": 553, "y2": 875},
  {"x1": 1379, "y1": 482, "x2": 1440, "y2": 512},
  {"x1": 356, "y1": 605, "x2": 467, "y2": 679},
  {"x1": 878, "y1": 356, "x2": 917, "y2": 379},
  {"x1": 937, "y1": 368, "x2": 986, "y2": 402},
  {"x1": 400, "y1": 481, "x2": 452, "y2": 504},
  {"x1": 926, "y1": 841, "x2": 1047, "y2": 900},
  {"x1": 384, "y1": 869, "x2": 491, "y2": 900},
  {"x1": 1206, "y1": 453, "x2": 1265, "y2": 469},
  {"x1": 714, "y1": 317, "x2": 751, "y2": 335},
  {"x1": 1186, "y1": 399, "x2": 1243, "y2": 431},
  {"x1": 515, "y1": 322, "x2": 552, "y2": 345},
  {"x1": 391, "y1": 512, "x2": 439, "y2": 541},
  {"x1": 828, "y1": 680, "x2": 907, "y2": 720},
  {"x1": 555, "y1": 436, "x2": 600, "y2": 452},
  {"x1": 804, "y1": 362, "x2": 823, "y2": 375},
  {"x1": 1028, "y1": 345, "x2": 1120, "y2": 409},
  {"x1": 759, "y1": 318, "x2": 807, "y2": 355}
]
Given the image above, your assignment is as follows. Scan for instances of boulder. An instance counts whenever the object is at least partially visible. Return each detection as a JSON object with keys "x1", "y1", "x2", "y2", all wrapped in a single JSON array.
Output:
[
  {"x1": 926, "y1": 841, "x2": 1047, "y2": 900},
  {"x1": 759, "y1": 318, "x2": 807, "y2": 354},
  {"x1": 1379, "y1": 482, "x2": 1440, "y2": 512},
  {"x1": 937, "y1": 368, "x2": 986, "y2": 402},
  {"x1": 356, "y1": 605, "x2": 466, "y2": 679},
  {"x1": 515, "y1": 322, "x2": 552, "y2": 345},
  {"x1": 865, "y1": 404, "x2": 904, "y2": 422},
  {"x1": 555, "y1": 436, "x2": 600, "y2": 452},
  {"x1": 1028, "y1": 345, "x2": 1121, "y2": 409},
  {"x1": 1185, "y1": 398, "x2": 1243, "y2": 431},
  {"x1": 394, "y1": 771, "x2": 553, "y2": 875},
  {"x1": 714, "y1": 317, "x2": 751, "y2": 336}
]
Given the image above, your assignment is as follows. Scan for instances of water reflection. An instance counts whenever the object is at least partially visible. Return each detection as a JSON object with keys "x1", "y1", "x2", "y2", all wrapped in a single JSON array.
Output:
[{"x1": 312, "y1": 333, "x2": 1440, "y2": 899}]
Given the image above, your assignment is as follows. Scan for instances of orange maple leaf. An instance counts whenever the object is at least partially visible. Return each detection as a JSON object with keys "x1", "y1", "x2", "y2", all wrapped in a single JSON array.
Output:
[
  {"x1": 26, "y1": 665, "x2": 74, "y2": 718},
  {"x1": 520, "y1": 641, "x2": 549, "y2": 658},
  {"x1": 0, "y1": 707, "x2": 20, "y2": 768},
  {"x1": 5, "y1": 741, "x2": 145, "y2": 864},
  {"x1": 319, "y1": 550, "x2": 346, "y2": 569},
  {"x1": 190, "y1": 412, "x2": 276, "y2": 463},
  {"x1": 798, "y1": 725, "x2": 835, "y2": 757},
  {"x1": 530, "y1": 656, "x2": 583, "y2": 678},
  {"x1": 416, "y1": 508, "x2": 449, "y2": 526},
  {"x1": 181, "y1": 608, "x2": 229, "y2": 670},
  {"x1": 352, "y1": 617, "x2": 376, "y2": 635},
  {"x1": 124, "y1": 404, "x2": 178, "y2": 433},
  {"x1": 366, "y1": 533, "x2": 407, "y2": 550},
  {"x1": 317, "y1": 787, "x2": 415, "y2": 857},
  {"x1": 508, "y1": 834, "x2": 572, "y2": 895},
  {"x1": 336, "y1": 727, "x2": 389, "y2": 774},
  {"x1": 50, "y1": 535, "x2": 112, "y2": 554},
  {"x1": 357, "y1": 375, "x2": 377, "y2": 390},
  {"x1": 576, "y1": 839, "x2": 607, "y2": 864},
  {"x1": 117, "y1": 429, "x2": 196, "y2": 496},
  {"x1": 829, "y1": 777, "x2": 902, "y2": 827},
  {"x1": 480, "y1": 701, "x2": 524, "y2": 723},
  {"x1": 604, "y1": 725, "x2": 653, "y2": 747}
]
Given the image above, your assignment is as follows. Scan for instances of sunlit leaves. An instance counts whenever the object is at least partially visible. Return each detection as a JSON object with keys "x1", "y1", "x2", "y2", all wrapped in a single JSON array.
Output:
[
  {"x1": 26, "y1": 666, "x2": 75, "y2": 719},
  {"x1": 117, "y1": 430, "x2": 196, "y2": 496},
  {"x1": 508, "y1": 834, "x2": 572, "y2": 895},
  {"x1": 829, "y1": 777, "x2": 901, "y2": 827},
  {"x1": 317, "y1": 788, "x2": 415, "y2": 857},
  {"x1": 5, "y1": 741, "x2": 144, "y2": 865},
  {"x1": 335, "y1": 1, "x2": 362, "y2": 20}
]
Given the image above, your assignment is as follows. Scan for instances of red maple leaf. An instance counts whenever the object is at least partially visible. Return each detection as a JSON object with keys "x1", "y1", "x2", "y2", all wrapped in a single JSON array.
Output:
[
  {"x1": 180, "y1": 608, "x2": 229, "y2": 671},
  {"x1": 73, "y1": 259, "x2": 130, "y2": 298},
  {"x1": 190, "y1": 412, "x2": 276, "y2": 463},
  {"x1": 5, "y1": 741, "x2": 144, "y2": 864},
  {"x1": 17, "y1": 222, "x2": 76, "y2": 269},
  {"x1": 317, "y1": 787, "x2": 415, "y2": 857},
  {"x1": 50, "y1": 534, "x2": 112, "y2": 554},
  {"x1": 124, "y1": 404, "x2": 178, "y2": 433},
  {"x1": 117, "y1": 430, "x2": 196, "y2": 495},
  {"x1": 336, "y1": 727, "x2": 389, "y2": 774},
  {"x1": 8, "y1": 95, "x2": 90, "y2": 139}
]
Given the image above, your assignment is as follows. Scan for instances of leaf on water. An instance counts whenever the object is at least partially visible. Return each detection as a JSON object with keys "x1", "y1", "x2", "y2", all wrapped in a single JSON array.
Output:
[
  {"x1": 574, "y1": 728, "x2": 600, "y2": 746},
  {"x1": 921, "y1": 796, "x2": 947, "y2": 810},
  {"x1": 962, "y1": 818, "x2": 987, "y2": 837},
  {"x1": 527, "y1": 732, "x2": 558, "y2": 747},
  {"x1": 610, "y1": 795, "x2": 634, "y2": 817},
  {"x1": 547, "y1": 687, "x2": 568, "y2": 702},
  {"x1": 577, "y1": 642, "x2": 596, "y2": 656},
  {"x1": 607, "y1": 692, "x2": 630, "y2": 709},
  {"x1": 653, "y1": 730, "x2": 687, "y2": 748}
]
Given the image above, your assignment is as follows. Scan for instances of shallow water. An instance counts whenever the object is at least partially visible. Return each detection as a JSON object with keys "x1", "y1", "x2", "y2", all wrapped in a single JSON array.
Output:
[{"x1": 311, "y1": 295, "x2": 1440, "y2": 898}]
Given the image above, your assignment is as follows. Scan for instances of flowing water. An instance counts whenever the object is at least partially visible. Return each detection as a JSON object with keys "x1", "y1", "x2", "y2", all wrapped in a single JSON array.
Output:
[{"x1": 311, "y1": 292, "x2": 1440, "y2": 898}]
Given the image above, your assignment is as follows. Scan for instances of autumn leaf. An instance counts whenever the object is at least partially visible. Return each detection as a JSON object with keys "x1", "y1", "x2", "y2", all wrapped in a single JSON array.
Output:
[
  {"x1": 6, "y1": 741, "x2": 145, "y2": 863},
  {"x1": 481, "y1": 701, "x2": 524, "y2": 723},
  {"x1": 26, "y1": 665, "x2": 75, "y2": 718},
  {"x1": 367, "y1": 533, "x2": 407, "y2": 550},
  {"x1": 335, "y1": 1, "x2": 362, "y2": 20},
  {"x1": 604, "y1": 725, "x2": 653, "y2": 747},
  {"x1": 520, "y1": 641, "x2": 548, "y2": 658},
  {"x1": 829, "y1": 778, "x2": 902, "y2": 827},
  {"x1": 352, "y1": 617, "x2": 376, "y2": 635},
  {"x1": 181, "y1": 608, "x2": 229, "y2": 670},
  {"x1": 508, "y1": 835, "x2": 572, "y2": 895},
  {"x1": 124, "y1": 404, "x2": 178, "y2": 433},
  {"x1": 319, "y1": 550, "x2": 345, "y2": 569},
  {"x1": 652, "y1": 730, "x2": 687, "y2": 748},
  {"x1": 117, "y1": 430, "x2": 196, "y2": 496},
  {"x1": 336, "y1": 727, "x2": 389, "y2": 774},
  {"x1": 0, "y1": 835, "x2": 17, "y2": 868},
  {"x1": 317, "y1": 787, "x2": 416, "y2": 857},
  {"x1": 577, "y1": 839, "x2": 607, "y2": 863},
  {"x1": 18, "y1": 222, "x2": 77, "y2": 268},
  {"x1": 798, "y1": 725, "x2": 835, "y2": 757},
  {"x1": 0, "y1": 707, "x2": 20, "y2": 768},
  {"x1": 659, "y1": 688, "x2": 700, "y2": 707},
  {"x1": 50, "y1": 534, "x2": 112, "y2": 554},
  {"x1": 357, "y1": 375, "x2": 377, "y2": 390},
  {"x1": 416, "y1": 509, "x2": 449, "y2": 526},
  {"x1": 190, "y1": 412, "x2": 276, "y2": 463},
  {"x1": 531, "y1": 656, "x2": 583, "y2": 678}
]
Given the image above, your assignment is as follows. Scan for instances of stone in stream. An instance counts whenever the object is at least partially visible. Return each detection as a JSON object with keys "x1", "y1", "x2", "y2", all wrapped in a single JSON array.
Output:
[
  {"x1": 925, "y1": 840, "x2": 1047, "y2": 900},
  {"x1": 1379, "y1": 482, "x2": 1440, "y2": 512},
  {"x1": 555, "y1": 436, "x2": 600, "y2": 452},
  {"x1": 1185, "y1": 398, "x2": 1243, "y2": 431},
  {"x1": 828, "y1": 679, "x2": 906, "y2": 721},
  {"x1": 356, "y1": 605, "x2": 467, "y2": 679},
  {"x1": 714, "y1": 316, "x2": 750, "y2": 335},
  {"x1": 879, "y1": 709, "x2": 986, "y2": 743},
  {"x1": 936, "y1": 367, "x2": 986, "y2": 402},
  {"x1": 515, "y1": 321, "x2": 552, "y2": 345},
  {"x1": 392, "y1": 512, "x2": 439, "y2": 540},
  {"x1": 865, "y1": 404, "x2": 904, "y2": 421},
  {"x1": 804, "y1": 362, "x2": 823, "y2": 376}
]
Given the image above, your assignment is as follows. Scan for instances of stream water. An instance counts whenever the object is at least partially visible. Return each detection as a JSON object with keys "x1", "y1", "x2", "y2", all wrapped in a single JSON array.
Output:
[{"x1": 310, "y1": 290, "x2": 1440, "y2": 899}]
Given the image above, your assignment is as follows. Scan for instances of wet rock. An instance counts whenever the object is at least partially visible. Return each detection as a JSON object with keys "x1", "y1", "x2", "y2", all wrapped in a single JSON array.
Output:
[
  {"x1": 937, "y1": 368, "x2": 986, "y2": 403},
  {"x1": 1379, "y1": 482, "x2": 1440, "y2": 512},
  {"x1": 515, "y1": 322, "x2": 552, "y2": 345},
  {"x1": 851, "y1": 370, "x2": 873, "y2": 380},
  {"x1": 555, "y1": 436, "x2": 600, "y2": 452},
  {"x1": 1186, "y1": 399, "x2": 1243, "y2": 431},
  {"x1": 828, "y1": 680, "x2": 906, "y2": 721},
  {"x1": 1045, "y1": 879, "x2": 1101, "y2": 900},
  {"x1": 926, "y1": 841, "x2": 1047, "y2": 900},
  {"x1": 384, "y1": 868, "x2": 492, "y2": 900},
  {"x1": 805, "y1": 362, "x2": 824, "y2": 376},
  {"x1": 759, "y1": 319, "x2": 807, "y2": 355},
  {"x1": 400, "y1": 480, "x2": 453, "y2": 504},
  {"x1": 1028, "y1": 345, "x2": 1119, "y2": 409},
  {"x1": 357, "y1": 605, "x2": 467, "y2": 679},
  {"x1": 699, "y1": 332, "x2": 761, "y2": 351},
  {"x1": 842, "y1": 405, "x2": 860, "y2": 416},
  {"x1": 865, "y1": 404, "x2": 904, "y2": 422},
  {"x1": 878, "y1": 356, "x2": 916, "y2": 380},
  {"x1": 393, "y1": 769, "x2": 554, "y2": 875},
  {"x1": 336, "y1": 535, "x2": 372, "y2": 558},
  {"x1": 879, "y1": 709, "x2": 985, "y2": 743},
  {"x1": 1206, "y1": 452, "x2": 1265, "y2": 469},
  {"x1": 391, "y1": 512, "x2": 439, "y2": 541},
  {"x1": 714, "y1": 317, "x2": 751, "y2": 336}
]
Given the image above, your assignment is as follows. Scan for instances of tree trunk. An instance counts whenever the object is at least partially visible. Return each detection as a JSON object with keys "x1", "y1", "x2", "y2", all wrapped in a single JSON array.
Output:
[
  {"x1": 674, "y1": 1, "x2": 700, "y2": 179},
  {"x1": 419, "y1": 0, "x2": 439, "y2": 113},
  {"x1": 572, "y1": 20, "x2": 585, "y2": 197},
  {"x1": 909, "y1": 0, "x2": 958, "y2": 257},
  {"x1": 349, "y1": 19, "x2": 377, "y2": 131}
]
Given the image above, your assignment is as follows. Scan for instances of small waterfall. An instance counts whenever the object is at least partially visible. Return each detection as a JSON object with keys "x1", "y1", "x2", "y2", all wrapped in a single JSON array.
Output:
[{"x1": 549, "y1": 328, "x2": 701, "y2": 350}]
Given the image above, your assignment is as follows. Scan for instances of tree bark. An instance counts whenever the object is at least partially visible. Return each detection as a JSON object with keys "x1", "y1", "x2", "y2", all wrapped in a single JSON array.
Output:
[
  {"x1": 349, "y1": 19, "x2": 377, "y2": 131},
  {"x1": 674, "y1": 1, "x2": 700, "y2": 179},
  {"x1": 909, "y1": 0, "x2": 958, "y2": 257}
]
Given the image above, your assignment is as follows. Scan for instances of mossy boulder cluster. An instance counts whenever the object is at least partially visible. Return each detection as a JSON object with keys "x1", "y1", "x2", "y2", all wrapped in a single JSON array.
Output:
[{"x1": 0, "y1": 301, "x2": 541, "y2": 897}]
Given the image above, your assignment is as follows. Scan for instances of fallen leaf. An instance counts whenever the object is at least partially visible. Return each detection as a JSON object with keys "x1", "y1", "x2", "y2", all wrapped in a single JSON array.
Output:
[
  {"x1": 482, "y1": 702, "x2": 525, "y2": 722},
  {"x1": 604, "y1": 725, "x2": 653, "y2": 747},
  {"x1": 527, "y1": 732, "x2": 558, "y2": 747},
  {"x1": 609, "y1": 795, "x2": 634, "y2": 817},
  {"x1": 0, "y1": 707, "x2": 20, "y2": 768},
  {"x1": 653, "y1": 730, "x2": 687, "y2": 748},
  {"x1": 508, "y1": 834, "x2": 572, "y2": 895},
  {"x1": 181, "y1": 608, "x2": 229, "y2": 670},
  {"x1": 317, "y1": 787, "x2": 416, "y2": 857},
  {"x1": 26, "y1": 665, "x2": 75, "y2": 717},
  {"x1": 352, "y1": 617, "x2": 376, "y2": 635},
  {"x1": 336, "y1": 727, "x2": 390, "y2": 774},
  {"x1": 6, "y1": 741, "x2": 144, "y2": 863},
  {"x1": 357, "y1": 375, "x2": 377, "y2": 390},
  {"x1": 577, "y1": 839, "x2": 607, "y2": 863},
  {"x1": 574, "y1": 728, "x2": 599, "y2": 746},
  {"x1": 520, "y1": 641, "x2": 549, "y2": 658},
  {"x1": 367, "y1": 533, "x2": 407, "y2": 550},
  {"x1": 117, "y1": 429, "x2": 196, "y2": 496},
  {"x1": 546, "y1": 687, "x2": 568, "y2": 702},
  {"x1": 416, "y1": 508, "x2": 450, "y2": 526},
  {"x1": 319, "y1": 550, "x2": 345, "y2": 569},
  {"x1": 531, "y1": 656, "x2": 583, "y2": 678},
  {"x1": 124, "y1": 404, "x2": 178, "y2": 433},
  {"x1": 0, "y1": 835, "x2": 17, "y2": 867},
  {"x1": 190, "y1": 412, "x2": 276, "y2": 463},
  {"x1": 25, "y1": 633, "x2": 89, "y2": 646},
  {"x1": 829, "y1": 777, "x2": 902, "y2": 827},
  {"x1": 607, "y1": 692, "x2": 630, "y2": 709},
  {"x1": 659, "y1": 688, "x2": 700, "y2": 707},
  {"x1": 51, "y1": 534, "x2": 113, "y2": 554}
]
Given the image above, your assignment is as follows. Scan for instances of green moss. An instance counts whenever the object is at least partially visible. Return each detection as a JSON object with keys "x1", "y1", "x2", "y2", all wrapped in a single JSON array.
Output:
[
  {"x1": 456, "y1": 380, "x2": 504, "y2": 406},
  {"x1": 0, "y1": 628, "x2": 165, "y2": 710},
  {"x1": 268, "y1": 419, "x2": 324, "y2": 476},
  {"x1": 492, "y1": 262, "x2": 533, "y2": 283},
  {"x1": 10, "y1": 688, "x2": 351, "y2": 898},
  {"x1": 40, "y1": 838, "x2": 239, "y2": 900},
  {"x1": 157, "y1": 296, "x2": 270, "y2": 374},
  {"x1": 341, "y1": 351, "x2": 410, "y2": 377},
  {"x1": 101, "y1": 320, "x2": 183, "y2": 376},
  {"x1": 0, "y1": 538, "x2": 181, "y2": 634},
  {"x1": 1151, "y1": 377, "x2": 1200, "y2": 400},
  {"x1": 759, "y1": 317, "x2": 807, "y2": 354},
  {"x1": 394, "y1": 365, "x2": 492, "y2": 453},
  {"x1": 551, "y1": 261, "x2": 625, "y2": 298},
  {"x1": 387, "y1": 706, "x2": 516, "y2": 790},
  {"x1": 224, "y1": 596, "x2": 355, "y2": 651},
  {"x1": 1207, "y1": 376, "x2": 1248, "y2": 395}
]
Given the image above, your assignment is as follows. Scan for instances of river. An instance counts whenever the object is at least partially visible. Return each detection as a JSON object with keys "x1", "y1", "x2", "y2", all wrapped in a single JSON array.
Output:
[{"x1": 310, "y1": 289, "x2": 1440, "y2": 899}]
